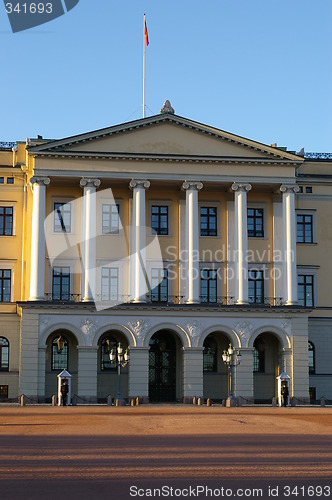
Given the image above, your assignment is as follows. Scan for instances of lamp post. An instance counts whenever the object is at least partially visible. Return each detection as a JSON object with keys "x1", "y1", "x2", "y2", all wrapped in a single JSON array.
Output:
[
  {"x1": 109, "y1": 342, "x2": 130, "y2": 404},
  {"x1": 222, "y1": 344, "x2": 241, "y2": 405}
]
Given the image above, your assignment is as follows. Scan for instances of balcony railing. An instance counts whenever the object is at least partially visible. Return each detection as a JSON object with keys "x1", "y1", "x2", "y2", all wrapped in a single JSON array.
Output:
[
  {"x1": 43, "y1": 293, "x2": 284, "y2": 307},
  {"x1": 45, "y1": 293, "x2": 81, "y2": 303}
]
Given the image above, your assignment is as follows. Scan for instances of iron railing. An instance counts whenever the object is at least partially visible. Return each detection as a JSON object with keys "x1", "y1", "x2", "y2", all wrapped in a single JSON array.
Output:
[{"x1": 45, "y1": 293, "x2": 81, "y2": 303}]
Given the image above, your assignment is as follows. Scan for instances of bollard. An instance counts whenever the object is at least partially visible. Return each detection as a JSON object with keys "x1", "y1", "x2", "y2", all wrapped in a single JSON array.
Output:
[
  {"x1": 192, "y1": 397, "x2": 196, "y2": 405},
  {"x1": 107, "y1": 395, "x2": 112, "y2": 406},
  {"x1": 320, "y1": 397, "x2": 326, "y2": 407},
  {"x1": 52, "y1": 395, "x2": 57, "y2": 407},
  {"x1": 136, "y1": 396, "x2": 140, "y2": 406},
  {"x1": 197, "y1": 397, "x2": 202, "y2": 406},
  {"x1": 272, "y1": 397, "x2": 277, "y2": 407},
  {"x1": 207, "y1": 398, "x2": 211, "y2": 407},
  {"x1": 131, "y1": 399, "x2": 135, "y2": 407},
  {"x1": 20, "y1": 395, "x2": 26, "y2": 407}
]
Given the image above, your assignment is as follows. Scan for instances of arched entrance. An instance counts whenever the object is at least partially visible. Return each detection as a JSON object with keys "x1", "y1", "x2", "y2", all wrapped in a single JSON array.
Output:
[
  {"x1": 45, "y1": 329, "x2": 78, "y2": 402},
  {"x1": 149, "y1": 330, "x2": 182, "y2": 402},
  {"x1": 253, "y1": 332, "x2": 281, "y2": 403},
  {"x1": 203, "y1": 332, "x2": 230, "y2": 401},
  {"x1": 97, "y1": 331, "x2": 129, "y2": 401}
]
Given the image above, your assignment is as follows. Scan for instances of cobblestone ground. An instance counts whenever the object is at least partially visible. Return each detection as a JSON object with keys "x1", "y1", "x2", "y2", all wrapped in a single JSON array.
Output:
[{"x1": 0, "y1": 406, "x2": 331, "y2": 499}]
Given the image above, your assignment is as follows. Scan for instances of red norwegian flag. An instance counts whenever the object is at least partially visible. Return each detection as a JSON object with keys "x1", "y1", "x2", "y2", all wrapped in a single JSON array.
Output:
[{"x1": 144, "y1": 17, "x2": 149, "y2": 47}]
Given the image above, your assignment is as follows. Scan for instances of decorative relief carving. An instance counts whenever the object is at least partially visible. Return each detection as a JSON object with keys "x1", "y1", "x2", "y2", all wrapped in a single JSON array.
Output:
[
  {"x1": 40, "y1": 317, "x2": 51, "y2": 330},
  {"x1": 128, "y1": 319, "x2": 150, "y2": 339},
  {"x1": 181, "y1": 181, "x2": 203, "y2": 192},
  {"x1": 281, "y1": 319, "x2": 291, "y2": 330},
  {"x1": 80, "y1": 178, "x2": 101, "y2": 188},
  {"x1": 80, "y1": 318, "x2": 99, "y2": 336},
  {"x1": 233, "y1": 321, "x2": 254, "y2": 341},
  {"x1": 129, "y1": 179, "x2": 150, "y2": 190},
  {"x1": 185, "y1": 320, "x2": 204, "y2": 339},
  {"x1": 231, "y1": 182, "x2": 252, "y2": 193}
]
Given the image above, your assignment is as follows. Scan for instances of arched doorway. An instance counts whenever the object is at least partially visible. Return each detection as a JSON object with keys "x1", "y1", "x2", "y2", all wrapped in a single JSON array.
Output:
[
  {"x1": 253, "y1": 332, "x2": 281, "y2": 403},
  {"x1": 45, "y1": 329, "x2": 78, "y2": 402},
  {"x1": 203, "y1": 333, "x2": 230, "y2": 401},
  {"x1": 97, "y1": 331, "x2": 129, "y2": 401},
  {"x1": 149, "y1": 330, "x2": 181, "y2": 402}
]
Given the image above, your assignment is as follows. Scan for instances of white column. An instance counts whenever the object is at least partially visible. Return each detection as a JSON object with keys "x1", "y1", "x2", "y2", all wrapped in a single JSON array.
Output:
[
  {"x1": 280, "y1": 184, "x2": 300, "y2": 305},
  {"x1": 129, "y1": 179, "x2": 150, "y2": 303},
  {"x1": 182, "y1": 181, "x2": 203, "y2": 304},
  {"x1": 231, "y1": 182, "x2": 252, "y2": 304},
  {"x1": 29, "y1": 176, "x2": 50, "y2": 301},
  {"x1": 272, "y1": 195, "x2": 285, "y2": 301},
  {"x1": 80, "y1": 178, "x2": 101, "y2": 302}
]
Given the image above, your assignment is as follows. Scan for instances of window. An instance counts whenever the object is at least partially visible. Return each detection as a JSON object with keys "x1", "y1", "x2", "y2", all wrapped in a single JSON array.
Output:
[
  {"x1": 200, "y1": 207, "x2": 217, "y2": 236},
  {"x1": 101, "y1": 335, "x2": 118, "y2": 371},
  {"x1": 151, "y1": 206, "x2": 168, "y2": 235},
  {"x1": 151, "y1": 268, "x2": 168, "y2": 302},
  {"x1": 0, "y1": 270, "x2": 11, "y2": 302},
  {"x1": 7, "y1": 178, "x2": 14, "y2": 185},
  {"x1": 306, "y1": 187, "x2": 312, "y2": 194},
  {"x1": 298, "y1": 274, "x2": 313, "y2": 307},
  {"x1": 52, "y1": 267, "x2": 70, "y2": 301},
  {"x1": 298, "y1": 186, "x2": 303, "y2": 193},
  {"x1": 297, "y1": 214, "x2": 313, "y2": 243},
  {"x1": 253, "y1": 338, "x2": 265, "y2": 373},
  {"x1": 101, "y1": 268, "x2": 118, "y2": 301},
  {"x1": 0, "y1": 385, "x2": 8, "y2": 400},
  {"x1": 102, "y1": 204, "x2": 119, "y2": 234},
  {"x1": 248, "y1": 270, "x2": 264, "y2": 304},
  {"x1": 248, "y1": 208, "x2": 264, "y2": 238},
  {"x1": 200, "y1": 269, "x2": 217, "y2": 303},
  {"x1": 0, "y1": 337, "x2": 9, "y2": 371},
  {"x1": 52, "y1": 335, "x2": 68, "y2": 371},
  {"x1": 0, "y1": 178, "x2": 4, "y2": 184},
  {"x1": 54, "y1": 202, "x2": 71, "y2": 233},
  {"x1": 203, "y1": 337, "x2": 217, "y2": 372},
  {"x1": 0, "y1": 207, "x2": 13, "y2": 236},
  {"x1": 308, "y1": 341, "x2": 315, "y2": 375}
]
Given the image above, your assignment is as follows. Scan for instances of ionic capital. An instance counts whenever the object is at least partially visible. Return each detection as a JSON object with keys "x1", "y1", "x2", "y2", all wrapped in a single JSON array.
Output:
[
  {"x1": 280, "y1": 184, "x2": 300, "y2": 194},
  {"x1": 129, "y1": 179, "x2": 151, "y2": 190},
  {"x1": 30, "y1": 176, "x2": 50, "y2": 186},
  {"x1": 181, "y1": 181, "x2": 203, "y2": 192},
  {"x1": 80, "y1": 178, "x2": 101, "y2": 188},
  {"x1": 231, "y1": 182, "x2": 252, "y2": 193}
]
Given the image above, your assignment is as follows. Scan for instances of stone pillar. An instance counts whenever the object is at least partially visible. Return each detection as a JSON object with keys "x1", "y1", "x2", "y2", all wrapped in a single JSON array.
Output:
[
  {"x1": 80, "y1": 178, "x2": 101, "y2": 302},
  {"x1": 77, "y1": 346, "x2": 98, "y2": 402},
  {"x1": 291, "y1": 316, "x2": 309, "y2": 401},
  {"x1": 182, "y1": 181, "x2": 203, "y2": 304},
  {"x1": 129, "y1": 180, "x2": 150, "y2": 303},
  {"x1": 128, "y1": 347, "x2": 149, "y2": 400},
  {"x1": 231, "y1": 182, "x2": 252, "y2": 304},
  {"x1": 182, "y1": 347, "x2": 204, "y2": 399},
  {"x1": 37, "y1": 346, "x2": 47, "y2": 401},
  {"x1": 235, "y1": 348, "x2": 254, "y2": 402},
  {"x1": 19, "y1": 311, "x2": 40, "y2": 401},
  {"x1": 280, "y1": 184, "x2": 300, "y2": 305},
  {"x1": 272, "y1": 195, "x2": 285, "y2": 301},
  {"x1": 29, "y1": 176, "x2": 50, "y2": 301}
]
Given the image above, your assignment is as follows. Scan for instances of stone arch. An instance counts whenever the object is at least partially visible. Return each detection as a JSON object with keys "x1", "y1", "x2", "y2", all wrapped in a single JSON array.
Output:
[
  {"x1": 40, "y1": 323, "x2": 84, "y2": 347},
  {"x1": 143, "y1": 323, "x2": 190, "y2": 348},
  {"x1": 92, "y1": 324, "x2": 136, "y2": 348},
  {"x1": 198, "y1": 325, "x2": 241, "y2": 348},
  {"x1": 248, "y1": 326, "x2": 291, "y2": 350}
]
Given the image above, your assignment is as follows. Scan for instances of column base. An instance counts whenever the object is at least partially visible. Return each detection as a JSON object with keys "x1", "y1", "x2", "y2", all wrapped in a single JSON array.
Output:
[
  {"x1": 236, "y1": 300, "x2": 249, "y2": 305},
  {"x1": 186, "y1": 299, "x2": 200, "y2": 305},
  {"x1": 132, "y1": 298, "x2": 146, "y2": 304}
]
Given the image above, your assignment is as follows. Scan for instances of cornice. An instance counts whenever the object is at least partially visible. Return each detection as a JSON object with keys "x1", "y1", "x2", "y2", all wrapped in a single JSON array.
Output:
[{"x1": 32, "y1": 150, "x2": 301, "y2": 166}]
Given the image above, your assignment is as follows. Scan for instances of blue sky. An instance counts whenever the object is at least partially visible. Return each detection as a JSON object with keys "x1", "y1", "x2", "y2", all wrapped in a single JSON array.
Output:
[{"x1": 1, "y1": 0, "x2": 331, "y2": 152}]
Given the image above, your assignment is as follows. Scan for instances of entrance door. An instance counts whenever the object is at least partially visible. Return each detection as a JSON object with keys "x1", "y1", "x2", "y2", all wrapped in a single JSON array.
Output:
[{"x1": 149, "y1": 331, "x2": 176, "y2": 402}]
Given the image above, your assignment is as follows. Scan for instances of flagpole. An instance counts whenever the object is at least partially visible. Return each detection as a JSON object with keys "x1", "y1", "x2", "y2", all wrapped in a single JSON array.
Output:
[{"x1": 143, "y1": 13, "x2": 146, "y2": 118}]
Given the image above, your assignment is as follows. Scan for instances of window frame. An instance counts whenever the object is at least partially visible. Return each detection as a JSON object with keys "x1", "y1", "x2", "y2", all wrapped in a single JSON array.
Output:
[
  {"x1": 151, "y1": 204, "x2": 169, "y2": 236},
  {"x1": 247, "y1": 207, "x2": 265, "y2": 238},
  {"x1": 296, "y1": 210, "x2": 316, "y2": 244},
  {"x1": 200, "y1": 268, "x2": 218, "y2": 303},
  {"x1": 248, "y1": 268, "x2": 265, "y2": 304},
  {"x1": 0, "y1": 269, "x2": 11, "y2": 303},
  {"x1": 203, "y1": 336, "x2": 218, "y2": 372},
  {"x1": 102, "y1": 203, "x2": 120, "y2": 235},
  {"x1": 51, "y1": 335, "x2": 69, "y2": 371},
  {"x1": 52, "y1": 266, "x2": 71, "y2": 301},
  {"x1": 151, "y1": 268, "x2": 168, "y2": 302},
  {"x1": 53, "y1": 199, "x2": 73, "y2": 234},
  {"x1": 101, "y1": 267, "x2": 119, "y2": 302},
  {"x1": 297, "y1": 273, "x2": 314, "y2": 307},
  {"x1": 0, "y1": 337, "x2": 9, "y2": 371},
  {"x1": 200, "y1": 206, "x2": 218, "y2": 237},
  {"x1": 308, "y1": 341, "x2": 315, "y2": 375},
  {"x1": 253, "y1": 338, "x2": 265, "y2": 373}
]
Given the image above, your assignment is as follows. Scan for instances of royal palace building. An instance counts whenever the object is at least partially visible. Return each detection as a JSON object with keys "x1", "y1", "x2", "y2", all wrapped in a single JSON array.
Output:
[{"x1": 0, "y1": 103, "x2": 331, "y2": 404}]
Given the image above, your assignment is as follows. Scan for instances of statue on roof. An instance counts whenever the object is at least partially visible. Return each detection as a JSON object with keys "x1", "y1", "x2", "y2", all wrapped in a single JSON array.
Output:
[{"x1": 160, "y1": 100, "x2": 175, "y2": 115}]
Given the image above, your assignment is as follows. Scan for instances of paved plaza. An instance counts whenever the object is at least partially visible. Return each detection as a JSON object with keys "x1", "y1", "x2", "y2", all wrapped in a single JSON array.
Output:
[{"x1": 0, "y1": 406, "x2": 331, "y2": 499}]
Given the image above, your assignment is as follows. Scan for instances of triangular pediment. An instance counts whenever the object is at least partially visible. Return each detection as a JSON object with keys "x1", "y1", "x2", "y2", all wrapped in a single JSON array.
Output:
[{"x1": 29, "y1": 114, "x2": 302, "y2": 163}]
